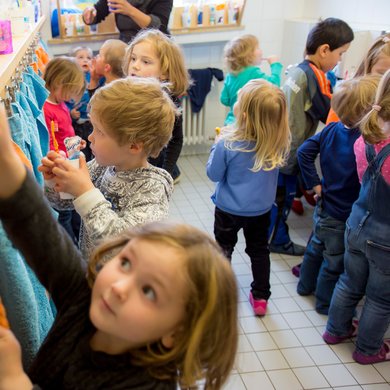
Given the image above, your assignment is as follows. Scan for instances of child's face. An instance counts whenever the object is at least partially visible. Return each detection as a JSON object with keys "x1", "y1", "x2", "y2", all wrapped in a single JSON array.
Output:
[
  {"x1": 128, "y1": 41, "x2": 164, "y2": 79},
  {"x1": 89, "y1": 238, "x2": 187, "y2": 351},
  {"x1": 75, "y1": 49, "x2": 92, "y2": 72},
  {"x1": 254, "y1": 45, "x2": 263, "y2": 65},
  {"x1": 88, "y1": 114, "x2": 134, "y2": 170},
  {"x1": 371, "y1": 54, "x2": 390, "y2": 75},
  {"x1": 94, "y1": 47, "x2": 107, "y2": 76},
  {"x1": 320, "y1": 43, "x2": 350, "y2": 73}
]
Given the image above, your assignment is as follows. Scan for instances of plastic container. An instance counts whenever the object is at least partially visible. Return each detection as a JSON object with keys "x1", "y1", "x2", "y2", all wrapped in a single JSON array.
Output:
[{"x1": 0, "y1": 20, "x2": 13, "y2": 54}]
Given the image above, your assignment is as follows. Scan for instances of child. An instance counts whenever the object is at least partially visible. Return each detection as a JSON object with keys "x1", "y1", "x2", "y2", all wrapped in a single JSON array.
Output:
[
  {"x1": 67, "y1": 46, "x2": 95, "y2": 162},
  {"x1": 326, "y1": 33, "x2": 390, "y2": 124},
  {"x1": 297, "y1": 75, "x2": 380, "y2": 314},
  {"x1": 43, "y1": 56, "x2": 86, "y2": 157},
  {"x1": 123, "y1": 29, "x2": 190, "y2": 182},
  {"x1": 207, "y1": 79, "x2": 290, "y2": 316},
  {"x1": 0, "y1": 105, "x2": 238, "y2": 389},
  {"x1": 270, "y1": 18, "x2": 354, "y2": 258},
  {"x1": 323, "y1": 69, "x2": 390, "y2": 364},
  {"x1": 220, "y1": 34, "x2": 282, "y2": 125},
  {"x1": 88, "y1": 39, "x2": 127, "y2": 95},
  {"x1": 40, "y1": 77, "x2": 176, "y2": 260},
  {"x1": 43, "y1": 56, "x2": 86, "y2": 243}
]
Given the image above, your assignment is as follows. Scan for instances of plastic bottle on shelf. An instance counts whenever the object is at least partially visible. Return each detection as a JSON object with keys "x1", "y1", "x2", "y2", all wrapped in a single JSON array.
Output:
[{"x1": 209, "y1": 4, "x2": 216, "y2": 25}]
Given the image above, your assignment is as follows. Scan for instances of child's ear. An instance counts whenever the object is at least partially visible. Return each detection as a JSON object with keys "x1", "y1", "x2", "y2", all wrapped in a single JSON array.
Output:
[
  {"x1": 129, "y1": 142, "x2": 144, "y2": 153},
  {"x1": 318, "y1": 44, "x2": 330, "y2": 58},
  {"x1": 104, "y1": 63, "x2": 112, "y2": 74},
  {"x1": 161, "y1": 332, "x2": 175, "y2": 349}
]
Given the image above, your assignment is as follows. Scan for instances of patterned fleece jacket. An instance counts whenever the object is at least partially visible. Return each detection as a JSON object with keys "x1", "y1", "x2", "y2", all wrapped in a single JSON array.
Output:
[{"x1": 45, "y1": 159, "x2": 173, "y2": 260}]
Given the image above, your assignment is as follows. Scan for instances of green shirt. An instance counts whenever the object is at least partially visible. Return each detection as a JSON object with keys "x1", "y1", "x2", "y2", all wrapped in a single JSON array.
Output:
[{"x1": 220, "y1": 63, "x2": 283, "y2": 125}]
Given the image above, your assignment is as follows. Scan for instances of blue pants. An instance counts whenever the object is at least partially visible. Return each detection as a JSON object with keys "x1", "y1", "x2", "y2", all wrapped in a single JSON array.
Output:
[
  {"x1": 297, "y1": 199, "x2": 345, "y2": 314},
  {"x1": 326, "y1": 227, "x2": 390, "y2": 355},
  {"x1": 268, "y1": 173, "x2": 297, "y2": 245}
]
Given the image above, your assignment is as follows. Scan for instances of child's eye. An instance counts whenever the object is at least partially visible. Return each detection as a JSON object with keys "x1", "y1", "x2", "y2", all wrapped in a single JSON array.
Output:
[
  {"x1": 130, "y1": 56, "x2": 136, "y2": 62},
  {"x1": 142, "y1": 285, "x2": 156, "y2": 301},
  {"x1": 143, "y1": 60, "x2": 150, "y2": 65},
  {"x1": 120, "y1": 258, "x2": 131, "y2": 270}
]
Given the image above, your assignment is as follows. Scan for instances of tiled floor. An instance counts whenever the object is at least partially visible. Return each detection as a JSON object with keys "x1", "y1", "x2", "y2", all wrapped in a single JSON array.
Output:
[{"x1": 169, "y1": 155, "x2": 390, "y2": 390}]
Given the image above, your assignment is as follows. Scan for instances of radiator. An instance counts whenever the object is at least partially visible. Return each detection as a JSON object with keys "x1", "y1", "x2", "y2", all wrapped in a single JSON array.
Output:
[{"x1": 182, "y1": 96, "x2": 207, "y2": 146}]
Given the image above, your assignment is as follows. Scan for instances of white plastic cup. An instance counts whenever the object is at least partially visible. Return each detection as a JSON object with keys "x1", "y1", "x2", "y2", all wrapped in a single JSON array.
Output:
[{"x1": 59, "y1": 159, "x2": 79, "y2": 200}]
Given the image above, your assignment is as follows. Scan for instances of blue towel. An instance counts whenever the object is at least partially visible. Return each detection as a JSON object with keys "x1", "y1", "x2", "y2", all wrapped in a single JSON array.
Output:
[{"x1": 0, "y1": 223, "x2": 55, "y2": 369}]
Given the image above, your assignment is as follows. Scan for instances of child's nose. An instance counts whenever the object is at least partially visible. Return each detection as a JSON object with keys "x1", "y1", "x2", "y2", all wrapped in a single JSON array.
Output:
[{"x1": 111, "y1": 279, "x2": 131, "y2": 301}]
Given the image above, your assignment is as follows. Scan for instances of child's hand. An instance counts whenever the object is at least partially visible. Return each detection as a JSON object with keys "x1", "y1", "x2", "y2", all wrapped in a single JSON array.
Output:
[
  {"x1": 266, "y1": 55, "x2": 279, "y2": 65},
  {"x1": 52, "y1": 155, "x2": 94, "y2": 198},
  {"x1": 39, "y1": 150, "x2": 64, "y2": 181},
  {"x1": 71, "y1": 105, "x2": 81, "y2": 120},
  {"x1": 0, "y1": 326, "x2": 32, "y2": 390},
  {"x1": 313, "y1": 184, "x2": 322, "y2": 201},
  {"x1": 79, "y1": 139, "x2": 87, "y2": 150},
  {"x1": 0, "y1": 105, "x2": 27, "y2": 199}
]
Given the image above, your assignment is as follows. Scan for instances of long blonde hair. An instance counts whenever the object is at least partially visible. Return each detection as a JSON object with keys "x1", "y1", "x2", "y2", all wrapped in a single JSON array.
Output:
[
  {"x1": 359, "y1": 69, "x2": 390, "y2": 144},
  {"x1": 355, "y1": 33, "x2": 390, "y2": 77},
  {"x1": 123, "y1": 29, "x2": 190, "y2": 97},
  {"x1": 90, "y1": 77, "x2": 177, "y2": 158},
  {"x1": 87, "y1": 221, "x2": 238, "y2": 390},
  {"x1": 225, "y1": 79, "x2": 291, "y2": 171},
  {"x1": 223, "y1": 34, "x2": 259, "y2": 73}
]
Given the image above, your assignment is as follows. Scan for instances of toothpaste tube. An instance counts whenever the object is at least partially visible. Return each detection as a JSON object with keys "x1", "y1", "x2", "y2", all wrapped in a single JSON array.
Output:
[{"x1": 64, "y1": 136, "x2": 82, "y2": 160}]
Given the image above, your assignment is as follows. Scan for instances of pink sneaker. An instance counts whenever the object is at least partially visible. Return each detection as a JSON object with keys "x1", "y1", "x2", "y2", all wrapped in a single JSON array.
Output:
[
  {"x1": 353, "y1": 339, "x2": 390, "y2": 364},
  {"x1": 249, "y1": 292, "x2": 267, "y2": 316}
]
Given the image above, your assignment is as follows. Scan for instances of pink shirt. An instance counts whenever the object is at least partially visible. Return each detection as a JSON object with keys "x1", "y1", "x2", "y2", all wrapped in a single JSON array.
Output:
[
  {"x1": 354, "y1": 135, "x2": 390, "y2": 185},
  {"x1": 43, "y1": 100, "x2": 75, "y2": 155}
]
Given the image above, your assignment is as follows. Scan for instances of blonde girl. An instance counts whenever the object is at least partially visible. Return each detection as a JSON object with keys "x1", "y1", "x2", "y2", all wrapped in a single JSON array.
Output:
[
  {"x1": 0, "y1": 104, "x2": 238, "y2": 388},
  {"x1": 123, "y1": 29, "x2": 190, "y2": 182},
  {"x1": 324, "y1": 69, "x2": 390, "y2": 364},
  {"x1": 207, "y1": 79, "x2": 290, "y2": 316},
  {"x1": 221, "y1": 34, "x2": 282, "y2": 125}
]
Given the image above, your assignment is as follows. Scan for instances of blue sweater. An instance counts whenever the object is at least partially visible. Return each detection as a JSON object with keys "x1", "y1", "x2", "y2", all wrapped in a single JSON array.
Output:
[
  {"x1": 297, "y1": 121, "x2": 361, "y2": 222},
  {"x1": 206, "y1": 140, "x2": 278, "y2": 216}
]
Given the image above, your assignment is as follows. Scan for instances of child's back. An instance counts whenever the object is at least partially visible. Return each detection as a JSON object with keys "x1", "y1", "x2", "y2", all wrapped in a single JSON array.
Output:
[{"x1": 221, "y1": 34, "x2": 282, "y2": 125}]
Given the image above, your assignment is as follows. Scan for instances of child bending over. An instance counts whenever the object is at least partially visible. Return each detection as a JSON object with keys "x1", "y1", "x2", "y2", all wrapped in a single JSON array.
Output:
[
  {"x1": 40, "y1": 77, "x2": 176, "y2": 259},
  {"x1": 323, "y1": 69, "x2": 390, "y2": 364},
  {"x1": 207, "y1": 79, "x2": 290, "y2": 316},
  {"x1": 0, "y1": 104, "x2": 238, "y2": 389}
]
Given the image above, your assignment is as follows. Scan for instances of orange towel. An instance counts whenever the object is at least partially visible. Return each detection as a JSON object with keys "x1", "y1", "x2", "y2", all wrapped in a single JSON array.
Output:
[
  {"x1": 13, "y1": 141, "x2": 33, "y2": 170},
  {"x1": 0, "y1": 300, "x2": 9, "y2": 329}
]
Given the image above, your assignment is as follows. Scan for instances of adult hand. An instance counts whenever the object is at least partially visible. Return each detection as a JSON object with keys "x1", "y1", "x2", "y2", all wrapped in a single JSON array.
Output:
[
  {"x1": 0, "y1": 326, "x2": 32, "y2": 390},
  {"x1": 107, "y1": 0, "x2": 134, "y2": 16},
  {"x1": 83, "y1": 7, "x2": 97, "y2": 25},
  {"x1": 52, "y1": 155, "x2": 94, "y2": 198},
  {"x1": 312, "y1": 184, "x2": 322, "y2": 201}
]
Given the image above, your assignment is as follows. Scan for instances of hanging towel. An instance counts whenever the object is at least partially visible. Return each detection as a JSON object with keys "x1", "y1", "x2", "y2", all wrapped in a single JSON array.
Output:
[
  {"x1": 188, "y1": 68, "x2": 224, "y2": 113},
  {"x1": 0, "y1": 299, "x2": 9, "y2": 328},
  {"x1": 0, "y1": 227, "x2": 48, "y2": 369}
]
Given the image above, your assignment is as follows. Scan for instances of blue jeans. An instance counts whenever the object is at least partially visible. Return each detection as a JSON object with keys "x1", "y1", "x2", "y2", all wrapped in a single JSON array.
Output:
[
  {"x1": 268, "y1": 173, "x2": 297, "y2": 245},
  {"x1": 326, "y1": 225, "x2": 390, "y2": 355},
  {"x1": 297, "y1": 199, "x2": 345, "y2": 314}
]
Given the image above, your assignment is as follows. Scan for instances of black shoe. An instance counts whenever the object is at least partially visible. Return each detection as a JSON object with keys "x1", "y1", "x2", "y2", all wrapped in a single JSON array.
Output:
[{"x1": 269, "y1": 241, "x2": 306, "y2": 256}]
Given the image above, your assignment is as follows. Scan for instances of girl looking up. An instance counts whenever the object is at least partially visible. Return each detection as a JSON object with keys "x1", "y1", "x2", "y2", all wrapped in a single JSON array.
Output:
[
  {"x1": 123, "y1": 29, "x2": 190, "y2": 183},
  {"x1": 207, "y1": 79, "x2": 290, "y2": 316},
  {"x1": 0, "y1": 104, "x2": 238, "y2": 389}
]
